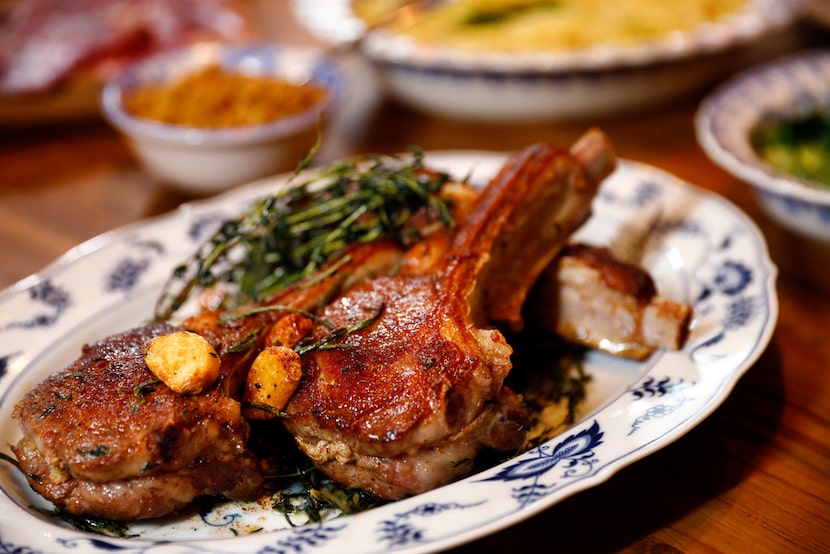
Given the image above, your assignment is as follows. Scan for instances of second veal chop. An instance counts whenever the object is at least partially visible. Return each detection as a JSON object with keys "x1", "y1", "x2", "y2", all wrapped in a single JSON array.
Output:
[{"x1": 282, "y1": 130, "x2": 617, "y2": 498}]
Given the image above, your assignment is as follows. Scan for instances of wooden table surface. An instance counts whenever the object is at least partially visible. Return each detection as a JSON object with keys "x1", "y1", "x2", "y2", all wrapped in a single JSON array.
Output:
[{"x1": 1, "y1": 4, "x2": 828, "y2": 553}]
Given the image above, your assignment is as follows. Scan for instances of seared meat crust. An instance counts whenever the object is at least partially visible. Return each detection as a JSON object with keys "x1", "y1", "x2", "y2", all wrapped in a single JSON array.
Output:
[
  {"x1": 283, "y1": 131, "x2": 617, "y2": 499},
  {"x1": 11, "y1": 323, "x2": 263, "y2": 520},
  {"x1": 284, "y1": 268, "x2": 526, "y2": 498}
]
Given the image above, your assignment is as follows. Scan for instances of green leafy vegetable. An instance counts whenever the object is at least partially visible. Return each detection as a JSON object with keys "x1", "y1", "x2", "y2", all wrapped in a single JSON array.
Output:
[
  {"x1": 77, "y1": 445, "x2": 111, "y2": 457},
  {"x1": 506, "y1": 331, "x2": 591, "y2": 451},
  {"x1": 251, "y1": 423, "x2": 388, "y2": 522},
  {"x1": 752, "y1": 110, "x2": 830, "y2": 188}
]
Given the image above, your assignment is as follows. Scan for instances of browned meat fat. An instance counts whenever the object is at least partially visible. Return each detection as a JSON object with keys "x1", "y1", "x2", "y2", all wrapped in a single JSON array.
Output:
[{"x1": 532, "y1": 243, "x2": 693, "y2": 360}]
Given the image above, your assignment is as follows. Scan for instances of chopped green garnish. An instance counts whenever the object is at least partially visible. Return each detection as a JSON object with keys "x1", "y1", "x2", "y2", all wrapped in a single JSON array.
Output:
[
  {"x1": 77, "y1": 445, "x2": 111, "y2": 457},
  {"x1": 752, "y1": 110, "x2": 830, "y2": 188}
]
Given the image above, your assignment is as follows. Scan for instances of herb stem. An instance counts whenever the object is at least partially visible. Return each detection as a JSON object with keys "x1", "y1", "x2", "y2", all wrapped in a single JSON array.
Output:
[{"x1": 154, "y1": 149, "x2": 454, "y2": 321}]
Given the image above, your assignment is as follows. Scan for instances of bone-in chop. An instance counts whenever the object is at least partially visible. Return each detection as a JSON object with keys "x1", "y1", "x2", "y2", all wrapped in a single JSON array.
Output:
[
  {"x1": 11, "y1": 130, "x2": 685, "y2": 519},
  {"x1": 281, "y1": 130, "x2": 617, "y2": 498}
]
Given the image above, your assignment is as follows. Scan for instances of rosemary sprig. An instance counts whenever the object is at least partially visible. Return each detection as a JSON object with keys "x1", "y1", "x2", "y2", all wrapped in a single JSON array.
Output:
[
  {"x1": 293, "y1": 303, "x2": 385, "y2": 356},
  {"x1": 221, "y1": 304, "x2": 335, "y2": 328},
  {"x1": 155, "y1": 149, "x2": 454, "y2": 321},
  {"x1": 250, "y1": 422, "x2": 388, "y2": 522},
  {"x1": 30, "y1": 505, "x2": 133, "y2": 537},
  {"x1": 270, "y1": 469, "x2": 386, "y2": 525}
]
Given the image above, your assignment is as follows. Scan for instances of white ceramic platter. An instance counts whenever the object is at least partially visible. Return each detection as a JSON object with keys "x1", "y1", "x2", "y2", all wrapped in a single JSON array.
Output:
[{"x1": 0, "y1": 153, "x2": 778, "y2": 553}]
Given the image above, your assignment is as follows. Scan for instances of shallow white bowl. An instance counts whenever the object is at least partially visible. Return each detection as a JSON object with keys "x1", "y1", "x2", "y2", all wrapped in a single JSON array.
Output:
[
  {"x1": 101, "y1": 42, "x2": 344, "y2": 195},
  {"x1": 294, "y1": 0, "x2": 800, "y2": 122},
  {"x1": 696, "y1": 49, "x2": 830, "y2": 243}
]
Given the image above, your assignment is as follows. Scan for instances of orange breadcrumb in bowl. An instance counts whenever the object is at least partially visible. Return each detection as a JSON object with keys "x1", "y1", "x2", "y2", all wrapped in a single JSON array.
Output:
[{"x1": 123, "y1": 64, "x2": 327, "y2": 128}]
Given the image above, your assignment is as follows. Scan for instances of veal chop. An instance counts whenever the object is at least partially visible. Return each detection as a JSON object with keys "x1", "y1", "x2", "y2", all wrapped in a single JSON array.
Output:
[
  {"x1": 282, "y1": 131, "x2": 617, "y2": 498},
  {"x1": 11, "y1": 323, "x2": 263, "y2": 520},
  {"x1": 9, "y1": 131, "x2": 644, "y2": 518}
]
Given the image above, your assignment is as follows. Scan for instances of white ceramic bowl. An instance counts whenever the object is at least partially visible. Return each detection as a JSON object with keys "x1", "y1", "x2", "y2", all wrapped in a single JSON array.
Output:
[
  {"x1": 294, "y1": 0, "x2": 800, "y2": 122},
  {"x1": 101, "y1": 42, "x2": 344, "y2": 195},
  {"x1": 696, "y1": 49, "x2": 830, "y2": 243}
]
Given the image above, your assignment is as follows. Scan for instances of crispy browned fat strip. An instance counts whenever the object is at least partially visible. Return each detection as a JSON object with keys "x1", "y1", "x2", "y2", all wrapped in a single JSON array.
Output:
[
  {"x1": 470, "y1": 128, "x2": 617, "y2": 332},
  {"x1": 532, "y1": 243, "x2": 693, "y2": 360}
]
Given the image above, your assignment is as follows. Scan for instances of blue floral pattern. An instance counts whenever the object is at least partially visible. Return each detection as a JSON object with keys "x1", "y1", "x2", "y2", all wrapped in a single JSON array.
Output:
[
  {"x1": 377, "y1": 501, "x2": 484, "y2": 549},
  {"x1": 255, "y1": 524, "x2": 347, "y2": 554},
  {"x1": 483, "y1": 421, "x2": 604, "y2": 507},
  {"x1": 628, "y1": 379, "x2": 695, "y2": 435},
  {"x1": 3, "y1": 280, "x2": 70, "y2": 330}
]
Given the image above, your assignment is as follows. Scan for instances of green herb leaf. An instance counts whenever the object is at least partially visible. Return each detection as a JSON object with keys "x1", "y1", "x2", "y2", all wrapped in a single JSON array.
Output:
[{"x1": 155, "y1": 149, "x2": 454, "y2": 320}]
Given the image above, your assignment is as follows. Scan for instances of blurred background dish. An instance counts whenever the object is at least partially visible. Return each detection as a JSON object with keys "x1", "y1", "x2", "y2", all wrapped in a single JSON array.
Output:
[
  {"x1": 0, "y1": 0, "x2": 253, "y2": 125},
  {"x1": 696, "y1": 49, "x2": 830, "y2": 243},
  {"x1": 805, "y1": 0, "x2": 830, "y2": 28},
  {"x1": 100, "y1": 41, "x2": 344, "y2": 196},
  {"x1": 292, "y1": 0, "x2": 803, "y2": 122}
]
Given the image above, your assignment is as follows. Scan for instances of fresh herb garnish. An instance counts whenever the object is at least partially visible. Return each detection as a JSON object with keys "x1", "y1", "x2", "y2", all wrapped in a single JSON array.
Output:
[
  {"x1": 133, "y1": 378, "x2": 160, "y2": 398},
  {"x1": 293, "y1": 303, "x2": 385, "y2": 356},
  {"x1": 243, "y1": 401, "x2": 290, "y2": 418},
  {"x1": 226, "y1": 328, "x2": 261, "y2": 353},
  {"x1": 222, "y1": 304, "x2": 335, "y2": 327},
  {"x1": 252, "y1": 423, "x2": 387, "y2": 523},
  {"x1": 505, "y1": 330, "x2": 591, "y2": 451},
  {"x1": 38, "y1": 403, "x2": 56, "y2": 419},
  {"x1": 154, "y1": 149, "x2": 454, "y2": 321},
  {"x1": 271, "y1": 471, "x2": 386, "y2": 525}
]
